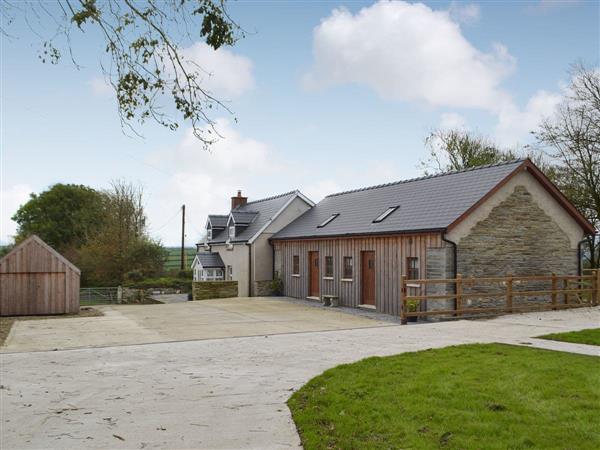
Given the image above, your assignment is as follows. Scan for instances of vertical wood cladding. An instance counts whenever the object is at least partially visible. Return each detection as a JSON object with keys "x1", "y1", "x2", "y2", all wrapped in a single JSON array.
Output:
[{"x1": 273, "y1": 233, "x2": 445, "y2": 315}]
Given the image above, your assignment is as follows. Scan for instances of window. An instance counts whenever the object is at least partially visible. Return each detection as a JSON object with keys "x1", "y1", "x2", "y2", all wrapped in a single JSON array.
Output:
[
  {"x1": 406, "y1": 257, "x2": 419, "y2": 280},
  {"x1": 227, "y1": 265, "x2": 233, "y2": 280},
  {"x1": 207, "y1": 229, "x2": 212, "y2": 240},
  {"x1": 325, "y1": 256, "x2": 334, "y2": 278},
  {"x1": 373, "y1": 206, "x2": 399, "y2": 223},
  {"x1": 228, "y1": 226, "x2": 235, "y2": 239},
  {"x1": 292, "y1": 256, "x2": 300, "y2": 275},
  {"x1": 317, "y1": 213, "x2": 339, "y2": 228},
  {"x1": 343, "y1": 256, "x2": 353, "y2": 279}
]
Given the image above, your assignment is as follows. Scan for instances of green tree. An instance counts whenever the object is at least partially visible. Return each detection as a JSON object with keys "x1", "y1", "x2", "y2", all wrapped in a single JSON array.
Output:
[
  {"x1": 11, "y1": 184, "x2": 105, "y2": 252},
  {"x1": 533, "y1": 64, "x2": 600, "y2": 268},
  {"x1": 78, "y1": 181, "x2": 166, "y2": 285},
  {"x1": 1, "y1": 1, "x2": 242, "y2": 148},
  {"x1": 420, "y1": 129, "x2": 518, "y2": 174}
]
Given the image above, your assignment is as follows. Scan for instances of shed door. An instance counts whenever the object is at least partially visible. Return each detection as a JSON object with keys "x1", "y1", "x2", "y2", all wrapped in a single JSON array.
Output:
[
  {"x1": 308, "y1": 251, "x2": 320, "y2": 297},
  {"x1": 361, "y1": 251, "x2": 376, "y2": 306}
]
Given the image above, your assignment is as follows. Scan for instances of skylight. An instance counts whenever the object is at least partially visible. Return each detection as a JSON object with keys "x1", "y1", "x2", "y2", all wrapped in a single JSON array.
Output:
[
  {"x1": 317, "y1": 213, "x2": 339, "y2": 228},
  {"x1": 373, "y1": 206, "x2": 399, "y2": 223}
]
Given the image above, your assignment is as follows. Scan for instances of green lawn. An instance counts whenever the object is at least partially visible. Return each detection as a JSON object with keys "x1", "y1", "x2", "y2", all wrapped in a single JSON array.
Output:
[
  {"x1": 288, "y1": 344, "x2": 600, "y2": 450},
  {"x1": 538, "y1": 328, "x2": 600, "y2": 346}
]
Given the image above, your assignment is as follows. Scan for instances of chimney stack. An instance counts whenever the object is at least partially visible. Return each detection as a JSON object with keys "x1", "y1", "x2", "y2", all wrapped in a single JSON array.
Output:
[{"x1": 231, "y1": 190, "x2": 248, "y2": 210}]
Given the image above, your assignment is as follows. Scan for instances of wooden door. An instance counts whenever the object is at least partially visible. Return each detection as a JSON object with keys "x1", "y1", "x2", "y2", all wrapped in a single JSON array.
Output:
[
  {"x1": 361, "y1": 251, "x2": 376, "y2": 306},
  {"x1": 309, "y1": 251, "x2": 320, "y2": 297}
]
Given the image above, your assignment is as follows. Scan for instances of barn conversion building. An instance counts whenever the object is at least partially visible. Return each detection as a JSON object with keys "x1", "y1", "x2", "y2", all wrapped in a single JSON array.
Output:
[
  {"x1": 271, "y1": 160, "x2": 595, "y2": 315},
  {"x1": 0, "y1": 235, "x2": 80, "y2": 316}
]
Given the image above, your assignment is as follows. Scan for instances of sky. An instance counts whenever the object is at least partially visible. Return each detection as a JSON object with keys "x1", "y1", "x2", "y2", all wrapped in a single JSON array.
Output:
[{"x1": 1, "y1": 0, "x2": 599, "y2": 246}]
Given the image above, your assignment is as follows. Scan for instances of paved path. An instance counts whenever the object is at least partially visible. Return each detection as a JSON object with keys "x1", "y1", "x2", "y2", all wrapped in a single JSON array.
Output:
[
  {"x1": 149, "y1": 293, "x2": 189, "y2": 304},
  {"x1": 1, "y1": 307, "x2": 598, "y2": 449},
  {"x1": 1, "y1": 298, "x2": 390, "y2": 353}
]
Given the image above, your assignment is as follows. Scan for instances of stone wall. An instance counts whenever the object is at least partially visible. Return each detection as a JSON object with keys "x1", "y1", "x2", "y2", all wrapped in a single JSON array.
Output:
[
  {"x1": 457, "y1": 185, "x2": 578, "y2": 309},
  {"x1": 253, "y1": 280, "x2": 274, "y2": 297},
  {"x1": 193, "y1": 281, "x2": 238, "y2": 300}
]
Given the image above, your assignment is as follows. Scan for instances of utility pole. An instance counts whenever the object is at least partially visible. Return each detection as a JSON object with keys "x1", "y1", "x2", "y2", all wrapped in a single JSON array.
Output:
[{"x1": 180, "y1": 204, "x2": 186, "y2": 271}]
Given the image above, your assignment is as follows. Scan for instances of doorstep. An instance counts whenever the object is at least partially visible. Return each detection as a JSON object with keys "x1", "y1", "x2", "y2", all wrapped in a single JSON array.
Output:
[
  {"x1": 306, "y1": 296, "x2": 321, "y2": 302},
  {"x1": 358, "y1": 304, "x2": 376, "y2": 310}
]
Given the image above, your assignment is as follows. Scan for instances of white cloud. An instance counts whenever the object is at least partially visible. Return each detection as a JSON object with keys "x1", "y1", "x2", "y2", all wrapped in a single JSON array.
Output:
[
  {"x1": 147, "y1": 119, "x2": 281, "y2": 244},
  {"x1": 1, "y1": 184, "x2": 33, "y2": 244},
  {"x1": 495, "y1": 90, "x2": 561, "y2": 146},
  {"x1": 302, "y1": 179, "x2": 342, "y2": 203},
  {"x1": 180, "y1": 42, "x2": 254, "y2": 98},
  {"x1": 440, "y1": 112, "x2": 467, "y2": 130},
  {"x1": 304, "y1": 1, "x2": 515, "y2": 111},
  {"x1": 448, "y1": 2, "x2": 480, "y2": 24},
  {"x1": 88, "y1": 76, "x2": 112, "y2": 97}
]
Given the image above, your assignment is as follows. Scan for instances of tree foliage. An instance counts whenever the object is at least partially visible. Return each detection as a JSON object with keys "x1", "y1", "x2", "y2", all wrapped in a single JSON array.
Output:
[
  {"x1": 78, "y1": 181, "x2": 166, "y2": 285},
  {"x1": 533, "y1": 64, "x2": 600, "y2": 268},
  {"x1": 420, "y1": 129, "x2": 518, "y2": 174},
  {"x1": 12, "y1": 184, "x2": 106, "y2": 252},
  {"x1": 11, "y1": 181, "x2": 166, "y2": 285},
  {"x1": 1, "y1": 0, "x2": 242, "y2": 148}
]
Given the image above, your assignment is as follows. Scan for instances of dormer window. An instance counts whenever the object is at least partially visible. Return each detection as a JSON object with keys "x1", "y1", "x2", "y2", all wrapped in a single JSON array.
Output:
[
  {"x1": 229, "y1": 226, "x2": 235, "y2": 239},
  {"x1": 317, "y1": 214, "x2": 339, "y2": 228},
  {"x1": 207, "y1": 229, "x2": 212, "y2": 241},
  {"x1": 373, "y1": 206, "x2": 399, "y2": 223}
]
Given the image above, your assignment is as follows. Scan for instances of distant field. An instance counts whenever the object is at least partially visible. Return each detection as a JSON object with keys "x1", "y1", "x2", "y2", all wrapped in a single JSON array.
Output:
[{"x1": 164, "y1": 247, "x2": 196, "y2": 271}]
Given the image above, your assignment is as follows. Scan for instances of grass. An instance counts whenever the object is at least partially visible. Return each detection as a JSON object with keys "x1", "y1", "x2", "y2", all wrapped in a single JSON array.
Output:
[
  {"x1": 288, "y1": 344, "x2": 600, "y2": 450},
  {"x1": 537, "y1": 328, "x2": 600, "y2": 346},
  {"x1": 0, "y1": 307, "x2": 103, "y2": 346}
]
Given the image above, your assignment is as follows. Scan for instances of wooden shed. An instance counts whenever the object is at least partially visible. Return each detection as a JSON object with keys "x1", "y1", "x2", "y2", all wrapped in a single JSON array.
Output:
[{"x1": 0, "y1": 235, "x2": 80, "y2": 316}]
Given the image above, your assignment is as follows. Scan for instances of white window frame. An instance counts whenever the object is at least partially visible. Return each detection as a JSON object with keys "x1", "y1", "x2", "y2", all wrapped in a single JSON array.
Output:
[
  {"x1": 227, "y1": 265, "x2": 233, "y2": 280},
  {"x1": 317, "y1": 213, "x2": 339, "y2": 228},
  {"x1": 229, "y1": 226, "x2": 235, "y2": 239},
  {"x1": 207, "y1": 228, "x2": 212, "y2": 240}
]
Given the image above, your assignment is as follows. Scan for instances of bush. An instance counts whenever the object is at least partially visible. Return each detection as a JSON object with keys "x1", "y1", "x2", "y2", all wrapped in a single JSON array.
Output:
[
  {"x1": 270, "y1": 274, "x2": 283, "y2": 296},
  {"x1": 123, "y1": 276, "x2": 192, "y2": 293},
  {"x1": 126, "y1": 270, "x2": 144, "y2": 281}
]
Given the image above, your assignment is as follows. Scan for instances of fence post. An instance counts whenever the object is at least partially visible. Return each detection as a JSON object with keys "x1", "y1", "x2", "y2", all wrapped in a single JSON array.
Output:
[
  {"x1": 506, "y1": 274, "x2": 513, "y2": 313},
  {"x1": 400, "y1": 275, "x2": 407, "y2": 325},
  {"x1": 117, "y1": 286, "x2": 123, "y2": 304},
  {"x1": 593, "y1": 270, "x2": 599, "y2": 306},
  {"x1": 551, "y1": 273, "x2": 557, "y2": 310},
  {"x1": 455, "y1": 274, "x2": 463, "y2": 317},
  {"x1": 563, "y1": 279, "x2": 569, "y2": 305}
]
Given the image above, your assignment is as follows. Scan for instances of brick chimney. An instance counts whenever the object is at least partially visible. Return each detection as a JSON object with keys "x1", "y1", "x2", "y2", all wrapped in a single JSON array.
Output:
[{"x1": 231, "y1": 190, "x2": 248, "y2": 210}]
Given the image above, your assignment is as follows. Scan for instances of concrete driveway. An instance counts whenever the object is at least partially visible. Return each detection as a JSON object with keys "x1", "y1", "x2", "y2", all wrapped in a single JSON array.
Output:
[
  {"x1": 1, "y1": 297, "x2": 391, "y2": 352},
  {"x1": 1, "y1": 305, "x2": 598, "y2": 449}
]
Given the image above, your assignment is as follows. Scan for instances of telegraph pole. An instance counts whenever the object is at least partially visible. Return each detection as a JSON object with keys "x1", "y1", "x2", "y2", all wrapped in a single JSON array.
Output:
[{"x1": 180, "y1": 204, "x2": 186, "y2": 271}]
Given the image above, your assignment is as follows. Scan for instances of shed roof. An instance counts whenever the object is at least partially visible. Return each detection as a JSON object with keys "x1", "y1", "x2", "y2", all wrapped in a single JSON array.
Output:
[{"x1": 271, "y1": 159, "x2": 594, "y2": 240}]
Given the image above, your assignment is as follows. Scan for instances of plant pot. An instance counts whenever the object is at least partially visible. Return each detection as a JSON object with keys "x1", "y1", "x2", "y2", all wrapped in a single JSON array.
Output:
[{"x1": 322, "y1": 297, "x2": 331, "y2": 307}]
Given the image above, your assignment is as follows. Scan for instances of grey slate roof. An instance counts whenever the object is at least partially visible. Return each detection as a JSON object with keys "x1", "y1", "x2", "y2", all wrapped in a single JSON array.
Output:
[
  {"x1": 272, "y1": 160, "x2": 526, "y2": 240},
  {"x1": 196, "y1": 252, "x2": 225, "y2": 268},
  {"x1": 208, "y1": 215, "x2": 228, "y2": 229},
  {"x1": 231, "y1": 211, "x2": 259, "y2": 224},
  {"x1": 209, "y1": 191, "x2": 300, "y2": 244}
]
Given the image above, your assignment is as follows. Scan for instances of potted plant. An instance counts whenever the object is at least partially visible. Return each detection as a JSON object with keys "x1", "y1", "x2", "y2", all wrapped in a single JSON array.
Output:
[{"x1": 406, "y1": 299, "x2": 419, "y2": 322}]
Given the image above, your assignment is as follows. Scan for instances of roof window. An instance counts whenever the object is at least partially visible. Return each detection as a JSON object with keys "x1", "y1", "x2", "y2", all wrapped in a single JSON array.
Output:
[
  {"x1": 317, "y1": 213, "x2": 339, "y2": 228},
  {"x1": 373, "y1": 206, "x2": 399, "y2": 223}
]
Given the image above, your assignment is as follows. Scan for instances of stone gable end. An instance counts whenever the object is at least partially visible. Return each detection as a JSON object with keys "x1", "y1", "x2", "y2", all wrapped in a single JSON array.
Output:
[{"x1": 457, "y1": 185, "x2": 577, "y2": 278}]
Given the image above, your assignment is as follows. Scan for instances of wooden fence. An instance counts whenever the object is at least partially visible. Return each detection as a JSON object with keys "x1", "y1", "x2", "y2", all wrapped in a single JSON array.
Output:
[{"x1": 400, "y1": 271, "x2": 599, "y2": 324}]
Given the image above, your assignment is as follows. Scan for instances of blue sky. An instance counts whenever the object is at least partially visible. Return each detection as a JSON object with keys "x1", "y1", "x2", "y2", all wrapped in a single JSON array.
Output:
[{"x1": 1, "y1": 0, "x2": 598, "y2": 245}]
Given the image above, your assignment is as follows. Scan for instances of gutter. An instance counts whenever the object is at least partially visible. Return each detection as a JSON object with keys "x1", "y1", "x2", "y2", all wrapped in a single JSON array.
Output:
[
  {"x1": 441, "y1": 232, "x2": 458, "y2": 312},
  {"x1": 247, "y1": 243, "x2": 252, "y2": 297}
]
